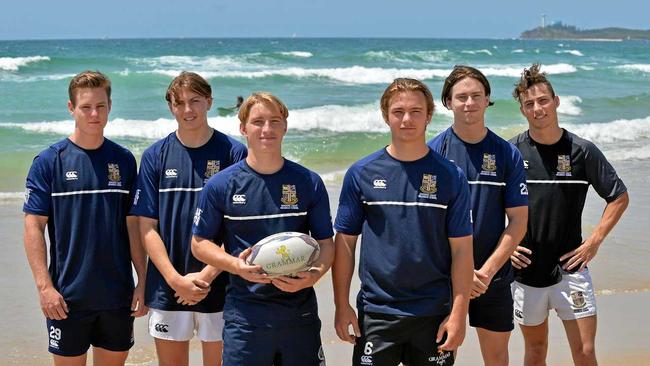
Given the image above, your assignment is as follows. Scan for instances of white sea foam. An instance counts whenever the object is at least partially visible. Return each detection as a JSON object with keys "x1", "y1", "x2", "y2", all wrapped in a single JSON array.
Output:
[
  {"x1": 0, "y1": 103, "x2": 455, "y2": 138},
  {"x1": 565, "y1": 117, "x2": 650, "y2": 144},
  {"x1": 320, "y1": 169, "x2": 348, "y2": 185},
  {"x1": 579, "y1": 66, "x2": 595, "y2": 71},
  {"x1": 0, "y1": 73, "x2": 75, "y2": 83},
  {"x1": 0, "y1": 56, "x2": 50, "y2": 71},
  {"x1": 557, "y1": 95, "x2": 583, "y2": 116},
  {"x1": 279, "y1": 51, "x2": 313, "y2": 58},
  {"x1": 146, "y1": 63, "x2": 576, "y2": 84},
  {"x1": 461, "y1": 49, "x2": 493, "y2": 56},
  {"x1": 511, "y1": 49, "x2": 524, "y2": 54},
  {"x1": 479, "y1": 63, "x2": 577, "y2": 78},
  {"x1": 130, "y1": 55, "x2": 255, "y2": 71},
  {"x1": 3, "y1": 114, "x2": 650, "y2": 162},
  {"x1": 563, "y1": 117, "x2": 650, "y2": 161},
  {"x1": 147, "y1": 66, "x2": 452, "y2": 84},
  {"x1": 555, "y1": 50, "x2": 584, "y2": 56},
  {"x1": 616, "y1": 64, "x2": 650, "y2": 73}
]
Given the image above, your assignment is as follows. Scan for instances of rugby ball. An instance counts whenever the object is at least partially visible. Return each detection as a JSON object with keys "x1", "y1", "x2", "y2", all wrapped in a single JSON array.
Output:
[{"x1": 246, "y1": 232, "x2": 320, "y2": 277}]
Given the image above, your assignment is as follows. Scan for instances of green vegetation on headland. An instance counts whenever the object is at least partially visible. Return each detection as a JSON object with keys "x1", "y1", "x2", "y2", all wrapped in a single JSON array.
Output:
[{"x1": 520, "y1": 23, "x2": 650, "y2": 40}]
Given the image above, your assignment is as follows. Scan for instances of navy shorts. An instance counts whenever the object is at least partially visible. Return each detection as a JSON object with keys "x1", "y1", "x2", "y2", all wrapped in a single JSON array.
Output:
[
  {"x1": 468, "y1": 283, "x2": 514, "y2": 332},
  {"x1": 222, "y1": 320, "x2": 325, "y2": 366},
  {"x1": 352, "y1": 311, "x2": 454, "y2": 366},
  {"x1": 46, "y1": 308, "x2": 134, "y2": 357}
]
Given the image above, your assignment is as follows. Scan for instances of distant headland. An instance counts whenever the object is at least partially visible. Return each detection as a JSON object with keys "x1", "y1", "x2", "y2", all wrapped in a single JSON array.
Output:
[{"x1": 520, "y1": 22, "x2": 650, "y2": 41}]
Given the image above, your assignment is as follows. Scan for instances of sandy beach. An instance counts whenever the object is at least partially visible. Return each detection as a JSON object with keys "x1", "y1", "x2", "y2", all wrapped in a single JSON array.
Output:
[{"x1": 1, "y1": 156, "x2": 648, "y2": 365}]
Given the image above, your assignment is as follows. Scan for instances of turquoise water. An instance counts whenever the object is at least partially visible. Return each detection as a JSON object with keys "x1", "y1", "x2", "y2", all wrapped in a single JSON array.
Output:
[{"x1": 1, "y1": 38, "x2": 649, "y2": 193}]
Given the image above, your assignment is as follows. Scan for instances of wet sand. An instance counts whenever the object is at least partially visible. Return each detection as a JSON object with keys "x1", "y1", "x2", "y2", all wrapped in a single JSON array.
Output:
[{"x1": 1, "y1": 160, "x2": 648, "y2": 365}]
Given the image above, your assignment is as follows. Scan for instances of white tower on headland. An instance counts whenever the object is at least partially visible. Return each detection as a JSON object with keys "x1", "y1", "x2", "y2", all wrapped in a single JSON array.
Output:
[{"x1": 541, "y1": 14, "x2": 546, "y2": 28}]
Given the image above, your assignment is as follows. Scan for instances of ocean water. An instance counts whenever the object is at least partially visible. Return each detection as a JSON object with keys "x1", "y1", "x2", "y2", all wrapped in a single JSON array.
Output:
[
  {"x1": 1, "y1": 37, "x2": 649, "y2": 194},
  {"x1": 1, "y1": 38, "x2": 650, "y2": 365}
]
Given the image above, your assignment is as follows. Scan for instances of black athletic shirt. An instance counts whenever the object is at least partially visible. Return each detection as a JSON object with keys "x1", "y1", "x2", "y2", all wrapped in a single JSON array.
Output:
[{"x1": 509, "y1": 129, "x2": 627, "y2": 287}]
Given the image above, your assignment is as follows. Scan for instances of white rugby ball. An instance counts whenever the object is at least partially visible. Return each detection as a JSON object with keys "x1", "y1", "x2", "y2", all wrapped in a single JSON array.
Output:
[{"x1": 246, "y1": 232, "x2": 320, "y2": 277}]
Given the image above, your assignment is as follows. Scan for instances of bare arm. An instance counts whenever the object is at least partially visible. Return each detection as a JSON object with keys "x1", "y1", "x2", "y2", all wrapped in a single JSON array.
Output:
[
  {"x1": 332, "y1": 232, "x2": 360, "y2": 344},
  {"x1": 139, "y1": 217, "x2": 212, "y2": 305},
  {"x1": 437, "y1": 235, "x2": 473, "y2": 351},
  {"x1": 560, "y1": 191, "x2": 629, "y2": 270},
  {"x1": 126, "y1": 216, "x2": 148, "y2": 316},
  {"x1": 472, "y1": 205, "x2": 528, "y2": 298},
  {"x1": 24, "y1": 213, "x2": 68, "y2": 320},
  {"x1": 191, "y1": 235, "x2": 270, "y2": 284}
]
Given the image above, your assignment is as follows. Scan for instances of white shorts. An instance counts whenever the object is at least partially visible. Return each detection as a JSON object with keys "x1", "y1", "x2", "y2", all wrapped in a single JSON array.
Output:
[
  {"x1": 512, "y1": 268, "x2": 597, "y2": 326},
  {"x1": 148, "y1": 309, "x2": 224, "y2": 342}
]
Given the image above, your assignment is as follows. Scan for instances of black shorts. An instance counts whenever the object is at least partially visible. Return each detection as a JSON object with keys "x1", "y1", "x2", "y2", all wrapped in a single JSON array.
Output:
[
  {"x1": 468, "y1": 283, "x2": 514, "y2": 332},
  {"x1": 352, "y1": 311, "x2": 454, "y2": 366},
  {"x1": 46, "y1": 308, "x2": 134, "y2": 357}
]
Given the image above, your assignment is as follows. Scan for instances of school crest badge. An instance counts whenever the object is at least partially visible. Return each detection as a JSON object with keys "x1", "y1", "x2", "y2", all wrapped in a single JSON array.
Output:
[
  {"x1": 107, "y1": 163, "x2": 122, "y2": 186},
  {"x1": 205, "y1": 160, "x2": 220, "y2": 179},
  {"x1": 281, "y1": 184, "x2": 299, "y2": 207},
  {"x1": 482, "y1": 153, "x2": 497, "y2": 172},
  {"x1": 420, "y1": 174, "x2": 437, "y2": 194},
  {"x1": 570, "y1": 291, "x2": 586, "y2": 309},
  {"x1": 557, "y1": 155, "x2": 572, "y2": 173}
]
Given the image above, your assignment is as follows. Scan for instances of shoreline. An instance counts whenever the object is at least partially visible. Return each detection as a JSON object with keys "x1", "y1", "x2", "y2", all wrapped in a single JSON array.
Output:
[{"x1": 2, "y1": 157, "x2": 649, "y2": 365}]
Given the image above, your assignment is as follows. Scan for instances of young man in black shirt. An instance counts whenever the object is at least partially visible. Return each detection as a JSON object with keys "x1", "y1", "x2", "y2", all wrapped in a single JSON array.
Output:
[{"x1": 509, "y1": 64, "x2": 629, "y2": 366}]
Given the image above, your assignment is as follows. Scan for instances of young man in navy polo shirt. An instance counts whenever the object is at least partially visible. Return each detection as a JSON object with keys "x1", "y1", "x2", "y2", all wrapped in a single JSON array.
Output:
[
  {"x1": 333, "y1": 78, "x2": 474, "y2": 366},
  {"x1": 131, "y1": 72, "x2": 247, "y2": 366},
  {"x1": 191, "y1": 92, "x2": 334, "y2": 366},
  {"x1": 24, "y1": 71, "x2": 147, "y2": 365},
  {"x1": 428, "y1": 66, "x2": 528, "y2": 366}
]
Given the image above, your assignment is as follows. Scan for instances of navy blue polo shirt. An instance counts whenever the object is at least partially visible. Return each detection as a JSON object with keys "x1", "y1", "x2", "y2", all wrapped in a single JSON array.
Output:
[
  {"x1": 130, "y1": 130, "x2": 247, "y2": 312},
  {"x1": 192, "y1": 159, "x2": 334, "y2": 327},
  {"x1": 335, "y1": 147, "x2": 472, "y2": 317},
  {"x1": 429, "y1": 127, "x2": 528, "y2": 286},
  {"x1": 24, "y1": 138, "x2": 137, "y2": 311}
]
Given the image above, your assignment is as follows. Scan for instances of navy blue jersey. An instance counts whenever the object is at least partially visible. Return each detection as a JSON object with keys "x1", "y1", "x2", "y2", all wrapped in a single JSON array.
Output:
[
  {"x1": 429, "y1": 128, "x2": 528, "y2": 285},
  {"x1": 510, "y1": 129, "x2": 627, "y2": 287},
  {"x1": 192, "y1": 159, "x2": 334, "y2": 327},
  {"x1": 23, "y1": 138, "x2": 137, "y2": 311},
  {"x1": 334, "y1": 148, "x2": 472, "y2": 317},
  {"x1": 130, "y1": 130, "x2": 247, "y2": 312}
]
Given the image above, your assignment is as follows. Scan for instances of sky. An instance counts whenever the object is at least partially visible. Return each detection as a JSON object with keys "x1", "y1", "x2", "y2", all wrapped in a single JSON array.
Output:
[{"x1": 0, "y1": 0, "x2": 648, "y2": 40}]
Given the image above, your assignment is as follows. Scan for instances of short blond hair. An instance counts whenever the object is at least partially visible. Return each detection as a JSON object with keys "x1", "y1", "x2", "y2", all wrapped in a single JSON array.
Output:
[
  {"x1": 238, "y1": 92, "x2": 289, "y2": 124},
  {"x1": 380, "y1": 78, "x2": 435, "y2": 121},
  {"x1": 68, "y1": 70, "x2": 111, "y2": 106}
]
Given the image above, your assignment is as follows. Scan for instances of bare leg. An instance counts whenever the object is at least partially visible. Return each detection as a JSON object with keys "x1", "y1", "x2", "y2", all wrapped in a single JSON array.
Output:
[
  {"x1": 92, "y1": 347, "x2": 129, "y2": 366},
  {"x1": 202, "y1": 340, "x2": 223, "y2": 366},
  {"x1": 562, "y1": 315, "x2": 597, "y2": 366},
  {"x1": 476, "y1": 327, "x2": 510, "y2": 366},
  {"x1": 520, "y1": 319, "x2": 549, "y2": 366},
  {"x1": 154, "y1": 338, "x2": 190, "y2": 366},
  {"x1": 53, "y1": 353, "x2": 87, "y2": 366}
]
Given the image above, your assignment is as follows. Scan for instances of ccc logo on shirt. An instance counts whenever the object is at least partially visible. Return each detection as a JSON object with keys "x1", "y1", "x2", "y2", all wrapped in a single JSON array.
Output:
[
  {"x1": 65, "y1": 171, "x2": 78, "y2": 181},
  {"x1": 165, "y1": 169, "x2": 178, "y2": 178}
]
